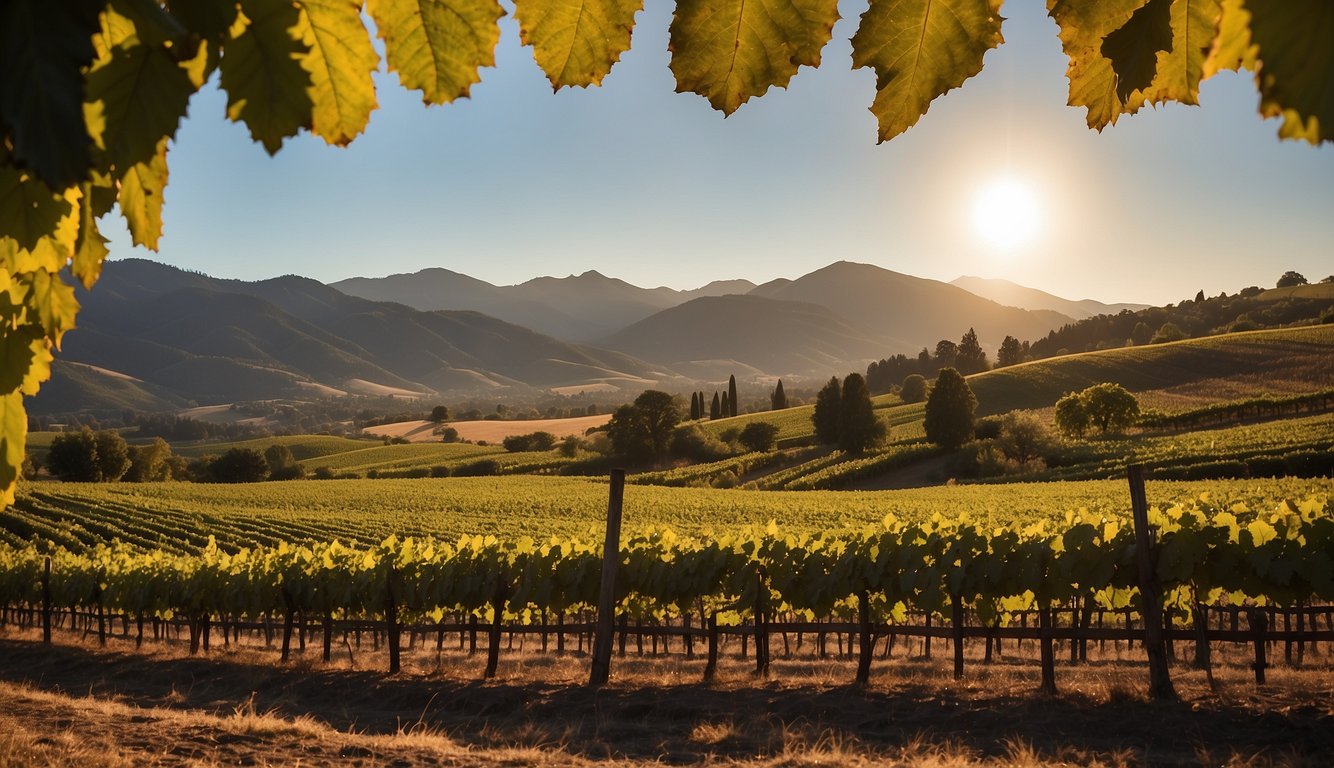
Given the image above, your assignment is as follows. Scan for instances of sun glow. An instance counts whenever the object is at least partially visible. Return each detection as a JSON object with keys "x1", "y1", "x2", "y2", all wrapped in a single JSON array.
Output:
[{"x1": 971, "y1": 177, "x2": 1043, "y2": 253}]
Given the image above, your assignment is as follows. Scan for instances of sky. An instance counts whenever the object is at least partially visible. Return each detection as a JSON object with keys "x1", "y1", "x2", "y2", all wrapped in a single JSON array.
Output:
[{"x1": 102, "y1": 0, "x2": 1334, "y2": 306}]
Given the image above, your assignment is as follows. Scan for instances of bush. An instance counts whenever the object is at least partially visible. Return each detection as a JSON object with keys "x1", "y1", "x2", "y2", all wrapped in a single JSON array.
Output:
[
  {"x1": 47, "y1": 428, "x2": 131, "y2": 482},
  {"x1": 439, "y1": 426, "x2": 460, "y2": 443},
  {"x1": 995, "y1": 412, "x2": 1051, "y2": 466},
  {"x1": 973, "y1": 416, "x2": 1003, "y2": 441},
  {"x1": 899, "y1": 374, "x2": 927, "y2": 403},
  {"x1": 557, "y1": 435, "x2": 581, "y2": 458},
  {"x1": 502, "y1": 431, "x2": 558, "y2": 452},
  {"x1": 430, "y1": 465, "x2": 451, "y2": 478},
  {"x1": 454, "y1": 459, "x2": 501, "y2": 477},
  {"x1": 312, "y1": 466, "x2": 336, "y2": 480},
  {"x1": 738, "y1": 422, "x2": 780, "y2": 452},
  {"x1": 669, "y1": 425, "x2": 733, "y2": 462}
]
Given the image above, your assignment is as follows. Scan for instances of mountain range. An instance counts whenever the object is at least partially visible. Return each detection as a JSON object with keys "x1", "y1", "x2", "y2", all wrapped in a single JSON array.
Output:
[{"x1": 34, "y1": 259, "x2": 1144, "y2": 415}]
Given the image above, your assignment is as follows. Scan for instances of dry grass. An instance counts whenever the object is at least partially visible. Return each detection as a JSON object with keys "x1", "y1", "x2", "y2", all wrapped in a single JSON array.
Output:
[{"x1": 0, "y1": 624, "x2": 1330, "y2": 767}]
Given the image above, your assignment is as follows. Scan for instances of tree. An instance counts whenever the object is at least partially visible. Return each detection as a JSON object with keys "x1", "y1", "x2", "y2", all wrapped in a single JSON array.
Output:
[
  {"x1": 1151, "y1": 322, "x2": 1187, "y2": 343},
  {"x1": 209, "y1": 449, "x2": 270, "y2": 484},
  {"x1": 1277, "y1": 271, "x2": 1309, "y2": 288},
  {"x1": 670, "y1": 424, "x2": 732, "y2": 462},
  {"x1": 812, "y1": 376, "x2": 842, "y2": 445},
  {"x1": 1054, "y1": 393, "x2": 1090, "y2": 439},
  {"x1": 264, "y1": 444, "x2": 304, "y2": 480},
  {"x1": 1131, "y1": 322, "x2": 1153, "y2": 346},
  {"x1": 934, "y1": 340, "x2": 959, "y2": 370},
  {"x1": 996, "y1": 336, "x2": 1024, "y2": 368},
  {"x1": 606, "y1": 390, "x2": 681, "y2": 462},
  {"x1": 0, "y1": 3, "x2": 1326, "y2": 507},
  {"x1": 125, "y1": 438, "x2": 173, "y2": 482},
  {"x1": 771, "y1": 380, "x2": 787, "y2": 410},
  {"x1": 690, "y1": 392, "x2": 700, "y2": 420},
  {"x1": 728, "y1": 375, "x2": 739, "y2": 417},
  {"x1": 955, "y1": 328, "x2": 989, "y2": 375},
  {"x1": 838, "y1": 373, "x2": 885, "y2": 453},
  {"x1": 1080, "y1": 383, "x2": 1140, "y2": 435},
  {"x1": 738, "y1": 422, "x2": 781, "y2": 452},
  {"x1": 46, "y1": 429, "x2": 101, "y2": 482},
  {"x1": 923, "y1": 368, "x2": 976, "y2": 450},
  {"x1": 899, "y1": 374, "x2": 927, "y2": 404},
  {"x1": 710, "y1": 392, "x2": 721, "y2": 420},
  {"x1": 1322, "y1": 276, "x2": 1334, "y2": 284},
  {"x1": 93, "y1": 431, "x2": 131, "y2": 481},
  {"x1": 996, "y1": 413, "x2": 1050, "y2": 465},
  {"x1": 1193, "y1": 289, "x2": 1206, "y2": 303},
  {"x1": 429, "y1": 405, "x2": 450, "y2": 422},
  {"x1": 720, "y1": 391, "x2": 731, "y2": 420}
]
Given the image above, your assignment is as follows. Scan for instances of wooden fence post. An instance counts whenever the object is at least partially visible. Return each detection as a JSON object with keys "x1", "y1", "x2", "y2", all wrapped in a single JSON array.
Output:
[
  {"x1": 589, "y1": 468, "x2": 625, "y2": 687},
  {"x1": 1038, "y1": 606, "x2": 1056, "y2": 695},
  {"x1": 951, "y1": 595, "x2": 965, "y2": 681},
  {"x1": 1248, "y1": 608, "x2": 1268, "y2": 685},
  {"x1": 704, "y1": 613, "x2": 719, "y2": 682},
  {"x1": 41, "y1": 556, "x2": 51, "y2": 645},
  {"x1": 385, "y1": 564, "x2": 401, "y2": 674},
  {"x1": 485, "y1": 576, "x2": 506, "y2": 679},
  {"x1": 856, "y1": 591, "x2": 873, "y2": 685},
  {"x1": 1128, "y1": 465, "x2": 1176, "y2": 701},
  {"x1": 754, "y1": 569, "x2": 770, "y2": 677}
]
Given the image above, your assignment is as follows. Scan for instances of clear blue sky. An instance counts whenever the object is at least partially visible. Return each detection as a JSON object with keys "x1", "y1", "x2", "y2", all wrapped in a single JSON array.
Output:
[{"x1": 102, "y1": 0, "x2": 1334, "y2": 306}]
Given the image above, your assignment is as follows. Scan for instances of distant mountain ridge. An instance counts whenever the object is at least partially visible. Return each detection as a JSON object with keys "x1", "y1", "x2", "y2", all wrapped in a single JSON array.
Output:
[
  {"x1": 333, "y1": 269, "x2": 758, "y2": 342},
  {"x1": 950, "y1": 275, "x2": 1151, "y2": 319}
]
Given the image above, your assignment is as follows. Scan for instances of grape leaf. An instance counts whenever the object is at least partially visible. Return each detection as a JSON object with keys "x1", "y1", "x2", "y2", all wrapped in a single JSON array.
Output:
[
  {"x1": 1246, "y1": 0, "x2": 1334, "y2": 144},
  {"x1": 24, "y1": 270, "x2": 80, "y2": 348},
  {"x1": 296, "y1": 0, "x2": 380, "y2": 145},
  {"x1": 0, "y1": 166, "x2": 79, "y2": 254},
  {"x1": 1048, "y1": 0, "x2": 1151, "y2": 129},
  {"x1": 118, "y1": 139, "x2": 169, "y2": 250},
  {"x1": 1100, "y1": 0, "x2": 1173, "y2": 102},
  {"x1": 514, "y1": 0, "x2": 643, "y2": 89},
  {"x1": 851, "y1": 0, "x2": 1003, "y2": 143},
  {"x1": 72, "y1": 179, "x2": 111, "y2": 291},
  {"x1": 1203, "y1": 0, "x2": 1257, "y2": 77},
  {"x1": 166, "y1": 0, "x2": 241, "y2": 44},
  {"x1": 669, "y1": 0, "x2": 840, "y2": 115},
  {"x1": 0, "y1": 390, "x2": 27, "y2": 507},
  {"x1": 367, "y1": 0, "x2": 505, "y2": 105},
  {"x1": 1142, "y1": 0, "x2": 1223, "y2": 106},
  {"x1": 0, "y1": 0, "x2": 104, "y2": 190},
  {"x1": 84, "y1": 6, "x2": 197, "y2": 174},
  {"x1": 220, "y1": 0, "x2": 314, "y2": 154}
]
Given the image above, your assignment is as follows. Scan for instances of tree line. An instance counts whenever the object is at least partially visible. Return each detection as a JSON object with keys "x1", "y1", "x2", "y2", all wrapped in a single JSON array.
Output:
[{"x1": 37, "y1": 429, "x2": 310, "y2": 484}]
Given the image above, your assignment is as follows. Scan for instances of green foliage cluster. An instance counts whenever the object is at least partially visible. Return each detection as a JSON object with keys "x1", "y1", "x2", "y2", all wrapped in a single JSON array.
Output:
[
  {"x1": 45, "y1": 428, "x2": 130, "y2": 482},
  {"x1": 811, "y1": 374, "x2": 886, "y2": 453},
  {"x1": 2, "y1": 496, "x2": 1329, "y2": 637},
  {"x1": 606, "y1": 390, "x2": 681, "y2": 463},
  {"x1": 501, "y1": 431, "x2": 557, "y2": 453},
  {"x1": 1055, "y1": 383, "x2": 1140, "y2": 438},
  {"x1": 923, "y1": 368, "x2": 977, "y2": 449}
]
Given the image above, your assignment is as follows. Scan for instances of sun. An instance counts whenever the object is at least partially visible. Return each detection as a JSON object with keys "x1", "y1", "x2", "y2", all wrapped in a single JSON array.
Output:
[{"x1": 971, "y1": 177, "x2": 1043, "y2": 253}]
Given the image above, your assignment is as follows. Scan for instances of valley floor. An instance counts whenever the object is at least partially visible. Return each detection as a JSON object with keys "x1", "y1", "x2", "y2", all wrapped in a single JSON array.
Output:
[{"x1": 1, "y1": 630, "x2": 1330, "y2": 767}]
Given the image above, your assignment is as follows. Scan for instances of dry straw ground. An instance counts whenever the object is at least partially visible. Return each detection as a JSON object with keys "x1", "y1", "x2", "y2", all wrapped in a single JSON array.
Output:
[{"x1": 0, "y1": 625, "x2": 1330, "y2": 767}]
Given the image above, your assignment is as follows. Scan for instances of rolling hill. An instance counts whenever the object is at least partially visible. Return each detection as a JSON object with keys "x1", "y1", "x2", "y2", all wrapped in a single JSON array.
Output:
[
  {"x1": 601, "y1": 294, "x2": 886, "y2": 378},
  {"x1": 950, "y1": 275, "x2": 1151, "y2": 318},
  {"x1": 749, "y1": 262, "x2": 1073, "y2": 352},
  {"x1": 32, "y1": 260, "x2": 669, "y2": 414}
]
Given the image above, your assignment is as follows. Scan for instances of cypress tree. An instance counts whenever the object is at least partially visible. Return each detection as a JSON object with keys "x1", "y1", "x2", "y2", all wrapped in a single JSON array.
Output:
[
  {"x1": 710, "y1": 392, "x2": 721, "y2": 420},
  {"x1": 690, "y1": 392, "x2": 700, "y2": 420},
  {"x1": 838, "y1": 373, "x2": 885, "y2": 453},
  {"x1": 811, "y1": 376, "x2": 842, "y2": 444},
  {"x1": 728, "y1": 375, "x2": 738, "y2": 417},
  {"x1": 721, "y1": 391, "x2": 730, "y2": 419},
  {"x1": 771, "y1": 379, "x2": 787, "y2": 410}
]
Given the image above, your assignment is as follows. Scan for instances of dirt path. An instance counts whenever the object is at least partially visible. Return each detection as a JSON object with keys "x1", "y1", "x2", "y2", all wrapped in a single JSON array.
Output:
[{"x1": 0, "y1": 634, "x2": 1331, "y2": 766}]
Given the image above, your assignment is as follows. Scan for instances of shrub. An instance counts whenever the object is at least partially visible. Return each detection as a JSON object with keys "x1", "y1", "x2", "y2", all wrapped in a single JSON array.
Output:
[
  {"x1": 454, "y1": 459, "x2": 501, "y2": 477},
  {"x1": 738, "y1": 422, "x2": 780, "y2": 452},
  {"x1": 973, "y1": 416, "x2": 1003, "y2": 441},
  {"x1": 899, "y1": 374, "x2": 927, "y2": 403},
  {"x1": 430, "y1": 465, "x2": 451, "y2": 478},
  {"x1": 312, "y1": 466, "x2": 335, "y2": 480},
  {"x1": 670, "y1": 425, "x2": 733, "y2": 462}
]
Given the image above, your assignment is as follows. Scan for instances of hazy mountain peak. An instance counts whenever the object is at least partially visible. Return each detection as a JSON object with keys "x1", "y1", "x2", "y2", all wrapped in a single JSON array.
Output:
[{"x1": 950, "y1": 275, "x2": 1151, "y2": 319}]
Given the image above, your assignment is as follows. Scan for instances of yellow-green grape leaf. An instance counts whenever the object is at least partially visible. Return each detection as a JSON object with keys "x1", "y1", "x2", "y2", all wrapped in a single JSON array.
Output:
[
  {"x1": 1048, "y1": 0, "x2": 1151, "y2": 129},
  {"x1": 669, "y1": 0, "x2": 840, "y2": 115},
  {"x1": 219, "y1": 0, "x2": 314, "y2": 154},
  {"x1": 0, "y1": 166, "x2": 79, "y2": 254},
  {"x1": 0, "y1": 390, "x2": 27, "y2": 506},
  {"x1": 118, "y1": 139, "x2": 169, "y2": 250},
  {"x1": 73, "y1": 181, "x2": 110, "y2": 291},
  {"x1": 84, "y1": 5, "x2": 197, "y2": 173},
  {"x1": 24, "y1": 270, "x2": 80, "y2": 348},
  {"x1": 1203, "y1": 0, "x2": 1257, "y2": 77},
  {"x1": 166, "y1": 0, "x2": 241, "y2": 44},
  {"x1": 514, "y1": 0, "x2": 643, "y2": 89},
  {"x1": 367, "y1": 0, "x2": 505, "y2": 105},
  {"x1": 1142, "y1": 0, "x2": 1223, "y2": 106},
  {"x1": 1246, "y1": 0, "x2": 1334, "y2": 144},
  {"x1": 851, "y1": 0, "x2": 1004, "y2": 142},
  {"x1": 0, "y1": 0, "x2": 103, "y2": 190},
  {"x1": 1099, "y1": 0, "x2": 1173, "y2": 102},
  {"x1": 296, "y1": 0, "x2": 380, "y2": 145}
]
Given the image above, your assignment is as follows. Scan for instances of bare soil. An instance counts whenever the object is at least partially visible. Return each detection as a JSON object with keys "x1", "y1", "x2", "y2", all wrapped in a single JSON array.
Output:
[{"x1": 0, "y1": 628, "x2": 1330, "y2": 767}]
